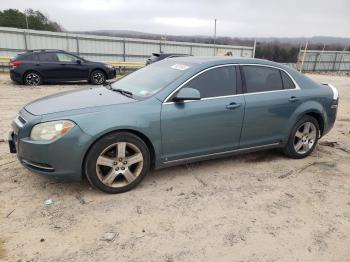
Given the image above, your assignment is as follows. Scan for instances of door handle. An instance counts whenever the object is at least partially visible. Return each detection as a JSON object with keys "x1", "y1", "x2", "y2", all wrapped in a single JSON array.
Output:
[
  {"x1": 288, "y1": 96, "x2": 299, "y2": 102},
  {"x1": 226, "y1": 102, "x2": 241, "y2": 110}
]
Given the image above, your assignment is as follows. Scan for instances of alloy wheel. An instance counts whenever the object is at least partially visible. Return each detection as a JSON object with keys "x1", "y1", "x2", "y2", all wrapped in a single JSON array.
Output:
[
  {"x1": 25, "y1": 73, "x2": 41, "y2": 86},
  {"x1": 92, "y1": 72, "x2": 105, "y2": 84},
  {"x1": 293, "y1": 122, "x2": 317, "y2": 154},
  {"x1": 95, "y1": 142, "x2": 144, "y2": 188}
]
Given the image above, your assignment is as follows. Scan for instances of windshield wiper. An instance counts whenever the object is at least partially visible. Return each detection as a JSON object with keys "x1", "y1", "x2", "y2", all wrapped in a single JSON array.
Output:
[{"x1": 103, "y1": 81, "x2": 134, "y2": 98}]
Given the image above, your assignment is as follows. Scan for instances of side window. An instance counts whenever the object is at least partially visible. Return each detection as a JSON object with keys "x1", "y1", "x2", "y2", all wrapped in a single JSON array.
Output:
[
  {"x1": 181, "y1": 66, "x2": 237, "y2": 99},
  {"x1": 56, "y1": 53, "x2": 78, "y2": 62},
  {"x1": 242, "y1": 66, "x2": 283, "y2": 93},
  {"x1": 38, "y1": 53, "x2": 58, "y2": 62},
  {"x1": 281, "y1": 70, "x2": 295, "y2": 89}
]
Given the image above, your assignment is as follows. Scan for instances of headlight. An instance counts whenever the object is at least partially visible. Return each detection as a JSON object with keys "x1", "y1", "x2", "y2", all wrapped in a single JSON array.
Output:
[
  {"x1": 30, "y1": 120, "x2": 75, "y2": 141},
  {"x1": 105, "y1": 64, "x2": 114, "y2": 69}
]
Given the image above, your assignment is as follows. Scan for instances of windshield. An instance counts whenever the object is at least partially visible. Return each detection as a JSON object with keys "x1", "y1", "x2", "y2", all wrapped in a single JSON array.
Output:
[{"x1": 111, "y1": 60, "x2": 192, "y2": 97}]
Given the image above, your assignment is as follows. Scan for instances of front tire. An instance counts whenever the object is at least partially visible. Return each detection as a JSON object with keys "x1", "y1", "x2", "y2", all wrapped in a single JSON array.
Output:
[
  {"x1": 24, "y1": 71, "x2": 42, "y2": 86},
  {"x1": 283, "y1": 115, "x2": 320, "y2": 159},
  {"x1": 90, "y1": 70, "x2": 106, "y2": 85},
  {"x1": 84, "y1": 132, "x2": 150, "y2": 193}
]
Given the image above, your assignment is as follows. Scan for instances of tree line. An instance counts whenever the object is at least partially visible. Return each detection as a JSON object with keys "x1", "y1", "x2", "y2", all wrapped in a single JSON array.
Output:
[{"x1": 0, "y1": 9, "x2": 62, "y2": 32}]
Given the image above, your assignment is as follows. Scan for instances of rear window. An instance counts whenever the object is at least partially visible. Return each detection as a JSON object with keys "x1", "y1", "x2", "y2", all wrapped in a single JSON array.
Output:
[
  {"x1": 242, "y1": 65, "x2": 283, "y2": 93},
  {"x1": 13, "y1": 53, "x2": 34, "y2": 61},
  {"x1": 281, "y1": 71, "x2": 295, "y2": 89},
  {"x1": 38, "y1": 53, "x2": 58, "y2": 62}
]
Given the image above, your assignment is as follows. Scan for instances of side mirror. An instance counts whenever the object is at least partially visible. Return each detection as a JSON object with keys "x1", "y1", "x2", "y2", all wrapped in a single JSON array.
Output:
[
  {"x1": 174, "y1": 87, "x2": 201, "y2": 102},
  {"x1": 76, "y1": 59, "x2": 82, "y2": 65}
]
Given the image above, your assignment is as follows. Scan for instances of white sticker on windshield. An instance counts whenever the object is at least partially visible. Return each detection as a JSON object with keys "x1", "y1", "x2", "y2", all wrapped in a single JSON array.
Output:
[{"x1": 171, "y1": 64, "x2": 190, "y2": 71}]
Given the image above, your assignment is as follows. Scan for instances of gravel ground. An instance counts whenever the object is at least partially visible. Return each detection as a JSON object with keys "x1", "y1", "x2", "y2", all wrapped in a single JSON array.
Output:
[{"x1": 0, "y1": 73, "x2": 349, "y2": 262}]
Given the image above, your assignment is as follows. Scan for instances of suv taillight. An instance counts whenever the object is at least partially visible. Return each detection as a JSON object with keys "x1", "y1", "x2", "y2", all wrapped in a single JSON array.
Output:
[{"x1": 10, "y1": 60, "x2": 22, "y2": 69}]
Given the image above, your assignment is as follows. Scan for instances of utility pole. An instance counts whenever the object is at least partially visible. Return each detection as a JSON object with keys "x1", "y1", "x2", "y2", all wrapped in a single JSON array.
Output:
[
  {"x1": 299, "y1": 41, "x2": 308, "y2": 73},
  {"x1": 24, "y1": 12, "x2": 30, "y2": 50},
  {"x1": 25, "y1": 13, "x2": 29, "y2": 30},
  {"x1": 213, "y1": 18, "x2": 217, "y2": 56},
  {"x1": 252, "y1": 40, "x2": 257, "y2": 58}
]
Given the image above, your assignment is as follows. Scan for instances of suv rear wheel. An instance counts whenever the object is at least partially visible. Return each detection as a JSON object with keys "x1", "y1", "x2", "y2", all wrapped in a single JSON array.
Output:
[{"x1": 24, "y1": 71, "x2": 42, "y2": 86}]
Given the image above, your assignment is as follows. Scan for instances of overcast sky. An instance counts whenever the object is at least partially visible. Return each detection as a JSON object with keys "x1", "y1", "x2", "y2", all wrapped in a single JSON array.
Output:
[{"x1": 1, "y1": 0, "x2": 349, "y2": 37}]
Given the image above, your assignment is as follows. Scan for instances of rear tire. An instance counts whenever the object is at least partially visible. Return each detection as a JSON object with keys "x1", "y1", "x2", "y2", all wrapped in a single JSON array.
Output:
[
  {"x1": 89, "y1": 70, "x2": 106, "y2": 85},
  {"x1": 283, "y1": 115, "x2": 320, "y2": 159},
  {"x1": 84, "y1": 132, "x2": 150, "y2": 193},
  {"x1": 23, "y1": 71, "x2": 42, "y2": 86}
]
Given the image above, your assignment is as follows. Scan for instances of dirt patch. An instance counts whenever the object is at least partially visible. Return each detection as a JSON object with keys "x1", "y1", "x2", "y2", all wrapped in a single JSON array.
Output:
[{"x1": 0, "y1": 239, "x2": 6, "y2": 260}]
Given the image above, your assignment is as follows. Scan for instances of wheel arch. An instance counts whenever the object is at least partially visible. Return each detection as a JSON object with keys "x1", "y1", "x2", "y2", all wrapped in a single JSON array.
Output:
[
  {"x1": 90, "y1": 68, "x2": 107, "y2": 77},
  {"x1": 303, "y1": 111, "x2": 325, "y2": 136},
  {"x1": 82, "y1": 128, "x2": 156, "y2": 178}
]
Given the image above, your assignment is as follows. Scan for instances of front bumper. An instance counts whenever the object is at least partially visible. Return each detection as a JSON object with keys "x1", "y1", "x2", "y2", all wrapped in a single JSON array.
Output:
[
  {"x1": 9, "y1": 112, "x2": 92, "y2": 181},
  {"x1": 106, "y1": 67, "x2": 117, "y2": 80}
]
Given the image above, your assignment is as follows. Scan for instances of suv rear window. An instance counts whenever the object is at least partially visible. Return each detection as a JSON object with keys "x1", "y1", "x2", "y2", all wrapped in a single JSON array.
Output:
[
  {"x1": 14, "y1": 53, "x2": 34, "y2": 61},
  {"x1": 242, "y1": 65, "x2": 283, "y2": 93},
  {"x1": 38, "y1": 53, "x2": 58, "y2": 62}
]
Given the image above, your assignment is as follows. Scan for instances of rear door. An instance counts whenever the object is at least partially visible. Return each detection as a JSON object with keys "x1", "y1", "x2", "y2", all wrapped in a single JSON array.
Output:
[
  {"x1": 239, "y1": 65, "x2": 301, "y2": 147},
  {"x1": 160, "y1": 65, "x2": 245, "y2": 163},
  {"x1": 36, "y1": 52, "x2": 61, "y2": 80}
]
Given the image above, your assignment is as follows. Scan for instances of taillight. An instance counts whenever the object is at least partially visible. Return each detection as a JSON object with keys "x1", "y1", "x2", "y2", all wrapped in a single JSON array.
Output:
[{"x1": 10, "y1": 60, "x2": 22, "y2": 69}]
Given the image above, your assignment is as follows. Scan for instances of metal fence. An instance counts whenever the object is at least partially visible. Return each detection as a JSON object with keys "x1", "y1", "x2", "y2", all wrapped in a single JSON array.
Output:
[
  {"x1": 0, "y1": 26, "x2": 254, "y2": 65},
  {"x1": 297, "y1": 50, "x2": 350, "y2": 72}
]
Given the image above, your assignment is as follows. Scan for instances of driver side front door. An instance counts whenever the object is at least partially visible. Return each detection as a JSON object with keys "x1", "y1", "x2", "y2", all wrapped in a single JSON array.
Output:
[{"x1": 160, "y1": 65, "x2": 245, "y2": 163}]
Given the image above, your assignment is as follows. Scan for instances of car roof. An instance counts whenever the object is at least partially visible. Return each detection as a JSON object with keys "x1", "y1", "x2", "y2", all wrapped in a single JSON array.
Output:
[{"x1": 166, "y1": 56, "x2": 284, "y2": 67}]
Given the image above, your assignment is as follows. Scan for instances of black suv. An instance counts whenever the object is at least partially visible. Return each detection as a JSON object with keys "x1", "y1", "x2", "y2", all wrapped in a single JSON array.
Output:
[
  {"x1": 145, "y1": 52, "x2": 190, "y2": 65},
  {"x1": 10, "y1": 50, "x2": 116, "y2": 86}
]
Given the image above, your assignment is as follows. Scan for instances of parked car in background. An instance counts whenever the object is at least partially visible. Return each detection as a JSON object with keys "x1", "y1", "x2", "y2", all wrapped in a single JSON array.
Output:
[
  {"x1": 9, "y1": 49, "x2": 116, "y2": 86},
  {"x1": 145, "y1": 52, "x2": 191, "y2": 65},
  {"x1": 9, "y1": 57, "x2": 338, "y2": 193}
]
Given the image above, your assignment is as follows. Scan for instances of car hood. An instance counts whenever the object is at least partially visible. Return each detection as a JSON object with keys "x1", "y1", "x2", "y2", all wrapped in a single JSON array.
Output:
[{"x1": 25, "y1": 86, "x2": 135, "y2": 115}]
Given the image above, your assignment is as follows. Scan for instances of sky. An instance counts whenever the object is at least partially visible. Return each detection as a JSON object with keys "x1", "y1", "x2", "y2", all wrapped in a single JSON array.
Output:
[{"x1": 1, "y1": 0, "x2": 349, "y2": 38}]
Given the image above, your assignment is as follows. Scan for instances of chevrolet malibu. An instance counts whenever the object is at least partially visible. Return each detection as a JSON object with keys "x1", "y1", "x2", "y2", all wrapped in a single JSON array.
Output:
[{"x1": 9, "y1": 57, "x2": 339, "y2": 193}]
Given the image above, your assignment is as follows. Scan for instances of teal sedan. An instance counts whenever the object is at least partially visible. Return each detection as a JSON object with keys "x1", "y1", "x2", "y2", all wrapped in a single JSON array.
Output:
[{"x1": 9, "y1": 57, "x2": 339, "y2": 193}]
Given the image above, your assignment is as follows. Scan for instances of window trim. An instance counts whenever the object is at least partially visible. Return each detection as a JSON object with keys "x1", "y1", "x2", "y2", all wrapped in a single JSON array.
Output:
[
  {"x1": 163, "y1": 63, "x2": 300, "y2": 104},
  {"x1": 164, "y1": 64, "x2": 240, "y2": 104}
]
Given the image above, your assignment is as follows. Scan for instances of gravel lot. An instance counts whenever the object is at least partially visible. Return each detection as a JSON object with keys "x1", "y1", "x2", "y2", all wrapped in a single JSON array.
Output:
[{"x1": 0, "y1": 73, "x2": 349, "y2": 262}]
